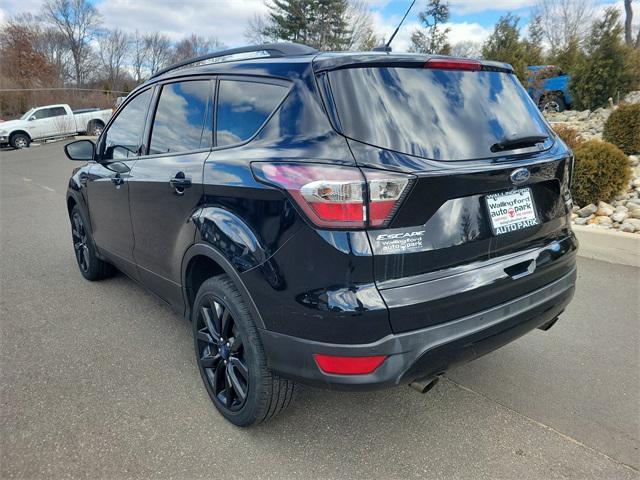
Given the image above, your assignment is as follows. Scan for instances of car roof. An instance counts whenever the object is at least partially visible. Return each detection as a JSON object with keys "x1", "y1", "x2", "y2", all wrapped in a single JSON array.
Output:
[{"x1": 134, "y1": 43, "x2": 514, "y2": 96}]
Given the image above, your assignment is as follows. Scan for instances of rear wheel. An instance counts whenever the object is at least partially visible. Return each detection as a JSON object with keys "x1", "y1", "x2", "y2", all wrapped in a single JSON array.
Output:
[
  {"x1": 10, "y1": 133, "x2": 30, "y2": 149},
  {"x1": 70, "y1": 205, "x2": 115, "y2": 280},
  {"x1": 193, "y1": 275, "x2": 295, "y2": 426},
  {"x1": 88, "y1": 121, "x2": 104, "y2": 137}
]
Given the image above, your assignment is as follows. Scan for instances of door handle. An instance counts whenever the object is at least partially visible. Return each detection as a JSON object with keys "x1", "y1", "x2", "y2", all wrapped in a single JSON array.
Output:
[
  {"x1": 111, "y1": 174, "x2": 124, "y2": 186},
  {"x1": 170, "y1": 172, "x2": 192, "y2": 195}
]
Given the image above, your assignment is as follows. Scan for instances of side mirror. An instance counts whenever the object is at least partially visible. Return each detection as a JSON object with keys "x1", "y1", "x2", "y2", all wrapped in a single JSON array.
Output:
[
  {"x1": 28, "y1": 116, "x2": 36, "y2": 121},
  {"x1": 64, "y1": 139, "x2": 95, "y2": 161}
]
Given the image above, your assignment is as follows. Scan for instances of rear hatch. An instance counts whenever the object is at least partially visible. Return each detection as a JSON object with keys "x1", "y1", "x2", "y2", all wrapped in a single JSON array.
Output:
[{"x1": 315, "y1": 54, "x2": 575, "y2": 332}]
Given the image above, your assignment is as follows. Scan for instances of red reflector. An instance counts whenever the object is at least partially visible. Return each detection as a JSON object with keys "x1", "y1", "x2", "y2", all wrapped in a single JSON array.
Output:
[
  {"x1": 424, "y1": 58, "x2": 481, "y2": 71},
  {"x1": 313, "y1": 354, "x2": 388, "y2": 375}
]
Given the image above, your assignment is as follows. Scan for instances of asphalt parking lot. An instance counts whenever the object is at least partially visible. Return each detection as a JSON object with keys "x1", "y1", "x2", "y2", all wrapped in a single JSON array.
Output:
[{"x1": 1, "y1": 141, "x2": 639, "y2": 480}]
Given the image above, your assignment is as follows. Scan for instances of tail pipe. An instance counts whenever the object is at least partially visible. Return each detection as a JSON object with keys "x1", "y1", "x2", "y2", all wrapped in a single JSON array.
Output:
[{"x1": 409, "y1": 376, "x2": 440, "y2": 394}]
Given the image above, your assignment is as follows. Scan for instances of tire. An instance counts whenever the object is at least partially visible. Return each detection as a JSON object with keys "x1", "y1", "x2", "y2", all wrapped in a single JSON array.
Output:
[
  {"x1": 10, "y1": 133, "x2": 30, "y2": 149},
  {"x1": 70, "y1": 205, "x2": 115, "y2": 280},
  {"x1": 88, "y1": 121, "x2": 104, "y2": 137},
  {"x1": 540, "y1": 93, "x2": 566, "y2": 113},
  {"x1": 192, "y1": 275, "x2": 295, "y2": 426}
]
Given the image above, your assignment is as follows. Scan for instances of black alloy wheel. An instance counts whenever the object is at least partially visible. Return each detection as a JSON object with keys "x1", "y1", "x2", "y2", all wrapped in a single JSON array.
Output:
[
  {"x1": 192, "y1": 275, "x2": 295, "y2": 426},
  {"x1": 72, "y1": 211, "x2": 90, "y2": 273},
  {"x1": 69, "y1": 205, "x2": 114, "y2": 280},
  {"x1": 196, "y1": 295, "x2": 249, "y2": 411}
]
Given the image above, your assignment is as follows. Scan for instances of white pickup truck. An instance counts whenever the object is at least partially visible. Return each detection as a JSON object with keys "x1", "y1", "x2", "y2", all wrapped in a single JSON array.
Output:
[{"x1": 0, "y1": 104, "x2": 112, "y2": 149}]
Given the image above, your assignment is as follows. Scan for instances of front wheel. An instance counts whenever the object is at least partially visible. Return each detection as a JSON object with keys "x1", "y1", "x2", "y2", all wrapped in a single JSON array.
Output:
[
  {"x1": 192, "y1": 275, "x2": 295, "y2": 426},
  {"x1": 10, "y1": 133, "x2": 30, "y2": 149},
  {"x1": 540, "y1": 94, "x2": 566, "y2": 113}
]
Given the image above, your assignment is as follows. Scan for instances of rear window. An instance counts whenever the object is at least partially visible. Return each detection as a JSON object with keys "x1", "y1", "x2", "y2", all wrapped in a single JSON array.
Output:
[{"x1": 327, "y1": 67, "x2": 552, "y2": 161}]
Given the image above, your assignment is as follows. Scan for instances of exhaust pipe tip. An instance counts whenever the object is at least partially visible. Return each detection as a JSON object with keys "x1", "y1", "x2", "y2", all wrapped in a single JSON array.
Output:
[{"x1": 409, "y1": 376, "x2": 440, "y2": 394}]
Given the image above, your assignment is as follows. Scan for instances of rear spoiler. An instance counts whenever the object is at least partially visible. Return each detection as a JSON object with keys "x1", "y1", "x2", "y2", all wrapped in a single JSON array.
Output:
[{"x1": 312, "y1": 53, "x2": 513, "y2": 74}]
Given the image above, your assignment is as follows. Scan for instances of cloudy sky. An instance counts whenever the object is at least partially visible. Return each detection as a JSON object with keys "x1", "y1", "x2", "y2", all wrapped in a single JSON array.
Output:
[{"x1": 0, "y1": 0, "x2": 627, "y2": 52}]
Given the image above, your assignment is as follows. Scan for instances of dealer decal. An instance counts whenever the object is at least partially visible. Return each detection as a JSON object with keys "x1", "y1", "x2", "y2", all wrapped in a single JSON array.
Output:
[{"x1": 374, "y1": 229, "x2": 426, "y2": 254}]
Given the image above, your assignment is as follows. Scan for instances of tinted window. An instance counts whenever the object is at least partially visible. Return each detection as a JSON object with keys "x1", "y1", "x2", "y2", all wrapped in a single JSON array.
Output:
[
  {"x1": 33, "y1": 108, "x2": 53, "y2": 119},
  {"x1": 50, "y1": 107, "x2": 67, "y2": 117},
  {"x1": 102, "y1": 89, "x2": 152, "y2": 161},
  {"x1": 328, "y1": 67, "x2": 551, "y2": 161},
  {"x1": 149, "y1": 80, "x2": 212, "y2": 155},
  {"x1": 216, "y1": 80, "x2": 287, "y2": 147}
]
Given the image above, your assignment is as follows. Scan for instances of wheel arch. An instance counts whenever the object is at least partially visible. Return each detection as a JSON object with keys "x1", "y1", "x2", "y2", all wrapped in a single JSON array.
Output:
[
  {"x1": 86, "y1": 118, "x2": 105, "y2": 130},
  {"x1": 181, "y1": 243, "x2": 265, "y2": 329},
  {"x1": 9, "y1": 130, "x2": 31, "y2": 141},
  {"x1": 539, "y1": 90, "x2": 565, "y2": 104}
]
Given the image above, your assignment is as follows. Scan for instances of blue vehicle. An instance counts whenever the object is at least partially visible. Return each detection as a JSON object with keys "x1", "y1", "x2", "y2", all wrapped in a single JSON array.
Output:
[{"x1": 527, "y1": 65, "x2": 573, "y2": 112}]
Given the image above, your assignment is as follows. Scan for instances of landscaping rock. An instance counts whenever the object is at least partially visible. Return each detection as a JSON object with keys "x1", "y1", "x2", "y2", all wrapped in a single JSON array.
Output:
[
  {"x1": 619, "y1": 222, "x2": 636, "y2": 233},
  {"x1": 544, "y1": 94, "x2": 640, "y2": 234},
  {"x1": 578, "y1": 204, "x2": 598, "y2": 217},
  {"x1": 611, "y1": 211, "x2": 628, "y2": 223},
  {"x1": 596, "y1": 201, "x2": 614, "y2": 216}
]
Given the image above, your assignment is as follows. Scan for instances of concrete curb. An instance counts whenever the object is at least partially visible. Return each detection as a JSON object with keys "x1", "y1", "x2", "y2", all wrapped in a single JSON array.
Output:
[{"x1": 573, "y1": 225, "x2": 640, "y2": 267}]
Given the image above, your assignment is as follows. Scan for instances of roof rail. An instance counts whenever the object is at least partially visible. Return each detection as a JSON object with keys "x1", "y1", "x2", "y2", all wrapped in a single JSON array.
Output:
[{"x1": 149, "y1": 42, "x2": 318, "y2": 79}]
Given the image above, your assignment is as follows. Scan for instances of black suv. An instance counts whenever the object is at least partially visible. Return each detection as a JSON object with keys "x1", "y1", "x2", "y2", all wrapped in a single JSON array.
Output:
[{"x1": 65, "y1": 43, "x2": 577, "y2": 426}]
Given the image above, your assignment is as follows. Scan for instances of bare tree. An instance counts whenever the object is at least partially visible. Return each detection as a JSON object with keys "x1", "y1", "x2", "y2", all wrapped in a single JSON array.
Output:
[
  {"x1": 131, "y1": 31, "x2": 147, "y2": 83},
  {"x1": 533, "y1": 0, "x2": 594, "y2": 53},
  {"x1": 625, "y1": 0, "x2": 634, "y2": 46},
  {"x1": 244, "y1": 14, "x2": 276, "y2": 44},
  {"x1": 170, "y1": 34, "x2": 224, "y2": 63},
  {"x1": 450, "y1": 40, "x2": 482, "y2": 58},
  {"x1": 346, "y1": 0, "x2": 381, "y2": 51},
  {"x1": 42, "y1": 0, "x2": 102, "y2": 86},
  {"x1": 144, "y1": 33, "x2": 172, "y2": 74},
  {"x1": 624, "y1": 0, "x2": 640, "y2": 48},
  {"x1": 98, "y1": 28, "x2": 130, "y2": 90}
]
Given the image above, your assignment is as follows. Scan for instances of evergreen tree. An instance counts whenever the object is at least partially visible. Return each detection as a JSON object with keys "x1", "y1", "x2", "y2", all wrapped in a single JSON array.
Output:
[
  {"x1": 523, "y1": 15, "x2": 545, "y2": 66},
  {"x1": 409, "y1": 0, "x2": 451, "y2": 55},
  {"x1": 481, "y1": 13, "x2": 528, "y2": 81},
  {"x1": 570, "y1": 8, "x2": 630, "y2": 109},
  {"x1": 264, "y1": 0, "x2": 353, "y2": 50}
]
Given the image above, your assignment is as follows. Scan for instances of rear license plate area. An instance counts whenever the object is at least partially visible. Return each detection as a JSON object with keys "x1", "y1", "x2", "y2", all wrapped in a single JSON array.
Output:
[{"x1": 485, "y1": 188, "x2": 539, "y2": 235}]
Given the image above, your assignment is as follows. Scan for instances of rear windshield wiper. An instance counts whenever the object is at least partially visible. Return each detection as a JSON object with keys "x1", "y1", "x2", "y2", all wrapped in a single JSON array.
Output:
[{"x1": 490, "y1": 134, "x2": 548, "y2": 153}]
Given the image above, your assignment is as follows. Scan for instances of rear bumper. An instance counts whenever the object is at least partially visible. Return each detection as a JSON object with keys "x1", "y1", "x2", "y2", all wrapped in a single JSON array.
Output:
[{"x1": 260, "y1": 265, "x2": 576, "y2": 390}]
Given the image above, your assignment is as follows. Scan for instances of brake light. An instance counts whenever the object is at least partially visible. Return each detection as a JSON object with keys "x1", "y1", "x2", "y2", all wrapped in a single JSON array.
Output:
[
  {"x1": 365, "y1": 170, "x2": 411, "y2": 227},
  {"x1": 313, "y1": 354, "x2": 388, "y2": 375},
  {"x1": 252, "y1": 163, "x2": 413, "y2": 229},
  {"x1": 424, "y1": 58, "x2": 481, "y2": 71}
]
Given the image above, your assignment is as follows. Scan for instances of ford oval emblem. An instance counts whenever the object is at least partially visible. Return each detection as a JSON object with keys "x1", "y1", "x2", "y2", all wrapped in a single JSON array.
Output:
[{"x1": 510, "y1": 168, "x2": 530, "y2": 185}]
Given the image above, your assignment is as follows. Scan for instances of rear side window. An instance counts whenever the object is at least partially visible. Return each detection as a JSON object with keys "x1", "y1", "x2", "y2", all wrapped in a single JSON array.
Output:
[
  {"x1": 50, "y1": 107, "x2": 67, "y2": 117},
  {"x1": 216, "y1": 80, "x2": 288, "y2": 147},
  {"x1": 149, "y1": 80, "x2": 212, "y2": 155},
  {"x1": 328, "y1": 67, "x2": 551, "y2": 161}
]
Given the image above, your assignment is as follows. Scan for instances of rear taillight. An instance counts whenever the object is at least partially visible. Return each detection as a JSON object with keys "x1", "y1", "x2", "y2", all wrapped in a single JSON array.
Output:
[
  {"x1": 424, "y1": 58, "x2": 481, "y2": 71},
  {"x1": 366, "y1": 170, "x2": 411, "y2": 227},
  {"x1": 252, "y1": 163, "x2": 413, "y2": 229}
]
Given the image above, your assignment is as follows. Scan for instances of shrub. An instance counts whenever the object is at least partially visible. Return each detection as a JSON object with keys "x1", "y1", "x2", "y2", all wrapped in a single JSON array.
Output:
[
  {"x1": 571, "y1": 140, "x2": 631, "y2": 206},
  {"x1": 552, "y1": 124, "x2": 582, "y2": 150},
  {"x1": 603, "y1": 103, "x2": 640, "y2": 155}
]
